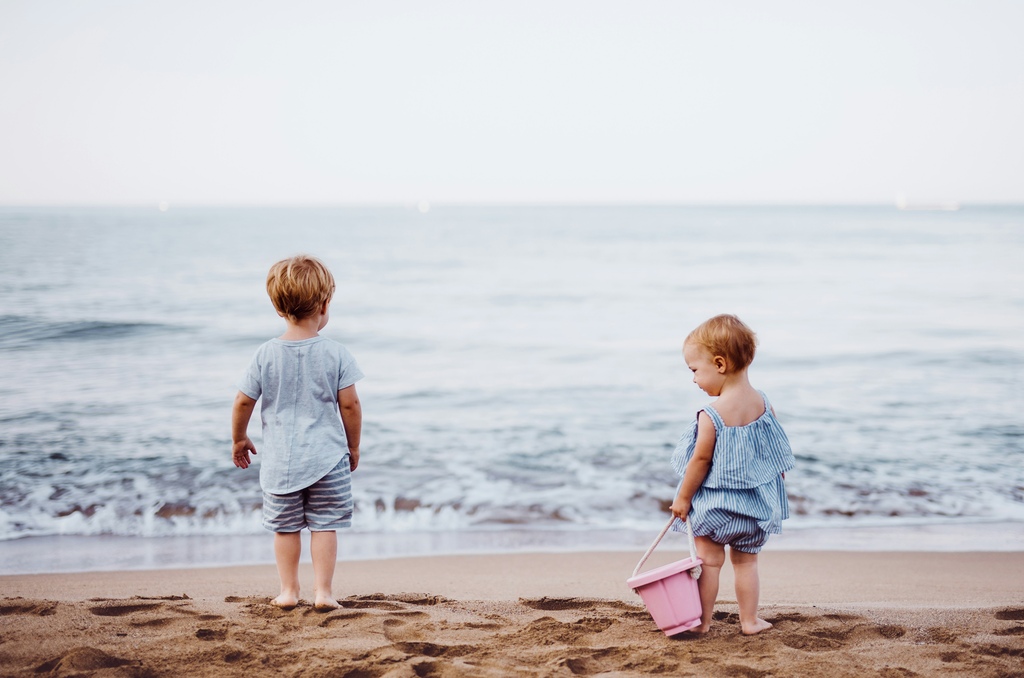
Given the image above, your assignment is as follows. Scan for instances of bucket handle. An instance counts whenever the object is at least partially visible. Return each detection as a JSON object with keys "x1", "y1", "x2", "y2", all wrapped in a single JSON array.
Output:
[{"x1": 631, "y1": 517, "x2": 702, "y2": 580}]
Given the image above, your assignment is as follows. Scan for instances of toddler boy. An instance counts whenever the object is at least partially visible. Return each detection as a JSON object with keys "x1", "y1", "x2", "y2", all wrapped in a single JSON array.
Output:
[{"x1": 232, "y1": 255, "x2": 363, "y2": 610}]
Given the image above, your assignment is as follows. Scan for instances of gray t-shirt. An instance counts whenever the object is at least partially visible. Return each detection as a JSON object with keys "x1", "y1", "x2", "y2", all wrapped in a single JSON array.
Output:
[{"x1": 238, "y1": 336, "x2": 364, "y2": 494}]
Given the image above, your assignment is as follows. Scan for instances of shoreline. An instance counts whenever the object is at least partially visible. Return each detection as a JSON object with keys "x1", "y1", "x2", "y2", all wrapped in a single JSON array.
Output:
[
  {"x1": 3, "y1": 550, "x2": 1024, "y2": 607},
  {"x1": 2, "y1": 550, "x2": 1022, "y2": 676},
  {"x1": 2, "y1": 520, "x2": 1023, "y2": 576}
]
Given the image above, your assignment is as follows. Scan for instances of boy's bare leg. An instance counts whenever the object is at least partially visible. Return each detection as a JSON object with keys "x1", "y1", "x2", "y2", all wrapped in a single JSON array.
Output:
[
  {"x1": 310, "y1": 530, "x2": 339, "y2": 610},
  {"x1": 273, "y1": 532, "x2": 302, "y2": 609},
  {"x1": 692, "y1": 537, "x2": 724, "y2": 633},
  {"x1": 731, "y1": 549, "x2": 772, "y2": 635}
]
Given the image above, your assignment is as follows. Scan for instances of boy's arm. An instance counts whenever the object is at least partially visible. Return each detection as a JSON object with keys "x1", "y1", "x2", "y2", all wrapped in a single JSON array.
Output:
[
  {"x1": 231, "y1": 392, "x2": 258, "y2": 469},
  {"x1": 670, "y1": 411, "x2": 716, "y2": 519},
  {"x1": 338, "y1": 385, "x2": 362, "y2": 471}
]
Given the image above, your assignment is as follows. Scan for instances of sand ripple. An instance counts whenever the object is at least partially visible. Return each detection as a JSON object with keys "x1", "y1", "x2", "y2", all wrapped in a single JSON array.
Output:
[{"x1": 2, "y1": 594, "x2": 1023, "y2": 677}]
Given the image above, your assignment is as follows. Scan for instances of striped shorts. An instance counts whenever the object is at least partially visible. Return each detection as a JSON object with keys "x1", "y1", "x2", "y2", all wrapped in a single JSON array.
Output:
[{"x1": 262, "y1": 456, "x2": 353, "y2": 533}]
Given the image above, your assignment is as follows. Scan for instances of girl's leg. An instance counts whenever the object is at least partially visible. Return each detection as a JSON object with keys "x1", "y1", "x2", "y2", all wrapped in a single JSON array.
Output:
[
  {"x1": 694, "y1": 537, "x2": 725, "y2": 633},
  {"x1": 273, "y1": 531, "x2": 302, "y2": 609},
  {"x1": 730, "y1": 549, "x2": 772, "y2": 635},
  {"x1": 310, "y1": 530, "x2": 339, "y2": 610}
]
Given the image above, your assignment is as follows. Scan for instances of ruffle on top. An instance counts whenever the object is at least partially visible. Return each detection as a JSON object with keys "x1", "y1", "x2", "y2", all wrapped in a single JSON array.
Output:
[{"x1": 671, "y1": 391, "x2": 795, "y2": 490}]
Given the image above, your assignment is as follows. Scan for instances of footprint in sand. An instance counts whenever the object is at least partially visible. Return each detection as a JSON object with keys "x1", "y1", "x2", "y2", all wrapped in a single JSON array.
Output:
[
  {"x1": 35, "y1": 647, "x2": 135, "y2": 673},
  {"x1": 975, "y1": 643, "x2": 1024, "y2": 659},
  {"x1": 89, "y1": 602, "x2": 165, "y2": 617},
  {"x1": 127, "y1": 609, "x2": 216, "y2": 628},
  {"x1": 720, "y1": 665, "x2": 771, "y2": 678},
  {"x1": 135, "y1": 594, "x2": 191, "y2": 601},
  {"x1": 995, "y1": 607, "x2": 1024, "y2": 621},
  {"x1": 940, "y1": 650, "x2": 967, "y2": 663},
  {"x1": 562, "y1": 648, "x2": 628, "y2": 676},
  {"x1": 0, "y1": 599, "x2": 58, "y2": 617},
  {"x1": 393, "y1": 641, "x2": 473, "y2": 659},
  {"x1": 779, "y1": 616, "x2": 906, "y2": 652},
  {"x1": 993, "y1": 626, "x2": 1024, "y2": 636},
  {"x1": 410, "y1": 660, "x2": 446, "y2": 677},
  {"x1": 878, "y1": 668, "x2": 917, "y2": 678},
  {"x1": 318, "y1": 610, "x2": 369, "y2": 627},
  {"x1": 341, "y1": 598, "x2": 405, "y2": 611},
  {"x1": 224, "y1": 649, "x2": 250, "y2": 664},
  {"x1": 922, "y1": 626, "x2": 959, "y2": 644},
  {"x1": 383, "y1": 615, "x2": 438, "y2": 643},
  {"x1": 519, "y1": 597, "x2": 640, "y2": 613},
  {"x1": 779, "y1": 633, "x2": 844, "y2": 652},
  {"x1": 876, "y1": 624, "x2": 907, "y2": 639},
  {"x1": 572, "y1": 617, "x2": 615, "y2": 633},
  {"x1": 464, "y1": 621, "x2": 502, "y2": 630},
  {"x1": 131, "y1": 617, "x2": 179, "y2": 628},
  {"x1": 520, "y1": 597, "x2": 597, "y2": 611},
  {"x1": 713, "y1": 610, "x2": 740, "y2": 625},
  {"x1": 509, "y1": 616, "x2": 615, "y2": 645},
  {"x1": 385, "y1": 593, "x2": 450, "y2": 606},
  {"x1": 195, "y1": 627, "x2": 228, "y2": 641}
]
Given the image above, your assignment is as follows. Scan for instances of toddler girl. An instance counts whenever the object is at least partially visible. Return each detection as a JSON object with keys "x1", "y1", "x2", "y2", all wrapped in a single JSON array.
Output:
[{"x1": 670, "y1": 314, "x2": 795, "y2": 635}]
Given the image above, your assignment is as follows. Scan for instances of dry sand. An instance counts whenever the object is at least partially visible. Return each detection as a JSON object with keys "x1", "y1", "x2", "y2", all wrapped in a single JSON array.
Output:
[{"x1": 2, "y1": 550, "x2": 1023, "y2": 677}]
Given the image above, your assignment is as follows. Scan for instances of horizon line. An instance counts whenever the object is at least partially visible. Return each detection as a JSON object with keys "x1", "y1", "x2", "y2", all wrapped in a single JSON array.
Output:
[{"x1": 2, "y1": 200, "x2": 1023, "y2": 210}]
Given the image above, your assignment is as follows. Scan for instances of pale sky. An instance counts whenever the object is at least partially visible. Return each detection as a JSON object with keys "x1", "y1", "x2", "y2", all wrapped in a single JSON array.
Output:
[{"x1": 1, "y1": 0, "x2": 1022, "y2": 206}]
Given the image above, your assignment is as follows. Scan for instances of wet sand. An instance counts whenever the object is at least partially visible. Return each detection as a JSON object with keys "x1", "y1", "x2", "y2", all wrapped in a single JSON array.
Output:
[{"x1": 2, "y1": 550, "x2": 1022, "y2": 676}]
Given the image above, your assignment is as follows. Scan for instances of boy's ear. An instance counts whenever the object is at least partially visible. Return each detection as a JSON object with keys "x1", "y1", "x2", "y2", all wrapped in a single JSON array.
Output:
[{"x1": 713, "y1": 355, "x2": 728, "y2": 373}]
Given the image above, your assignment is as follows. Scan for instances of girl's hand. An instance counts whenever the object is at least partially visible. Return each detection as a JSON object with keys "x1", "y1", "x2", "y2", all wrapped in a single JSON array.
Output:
[
  {"x1": 670, "y1": 496, "x2": 691, "y2": 520},
  {"x1": 348, "y1": 447, "x2": 360, "y2": 472},
  {"x1": 232, "y1": 438, "x2": 257, "y2": 469}
]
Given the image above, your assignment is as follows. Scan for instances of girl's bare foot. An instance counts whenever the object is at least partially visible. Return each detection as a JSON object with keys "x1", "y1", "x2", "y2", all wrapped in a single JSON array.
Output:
[
  {"x1": 314, "y1": 594, "x2": 340, "y2": 612},
  {"x1": 272, "y1": 593, "x2": 299, "y2": 610},
  {"x1": 741, "y1": 618, "x2": 773, "y2": 635},
  {"x1": 677, "y1": 621, "x2": 712, "y2": 635}
]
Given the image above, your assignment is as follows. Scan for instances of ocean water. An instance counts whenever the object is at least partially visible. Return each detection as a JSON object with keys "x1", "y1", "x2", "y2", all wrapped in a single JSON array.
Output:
[{"x1": 1, "y1": 205, "x2": 1022, "y2": 571}]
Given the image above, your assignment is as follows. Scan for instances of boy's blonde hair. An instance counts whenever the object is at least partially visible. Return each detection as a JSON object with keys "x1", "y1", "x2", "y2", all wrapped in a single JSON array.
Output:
[
  {"x1": 266, "y1": 255, "x2": 336, "y2": 321},
  {"x1": 685, "y1": 314, "x2": 758, "y2": 371}
]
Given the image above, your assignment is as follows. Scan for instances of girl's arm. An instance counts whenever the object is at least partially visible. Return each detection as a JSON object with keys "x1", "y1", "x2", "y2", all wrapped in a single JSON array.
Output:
[
  {"x1": 231, "y1": 392, "x2": 258, "y2": 469},
  {"x1": 771, "y1": 405, "x2": 785, "y2": 479},
  {"x1": 670, "y1": 411, "x2": 716, "y2": 519}
]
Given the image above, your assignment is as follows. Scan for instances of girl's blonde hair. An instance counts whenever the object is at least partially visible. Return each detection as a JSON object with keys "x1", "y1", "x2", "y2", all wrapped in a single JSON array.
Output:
[
  {"x1": 266, "y1": 255, "x2": 336, "y2": 321},
  {"x1": 685, "y1": 314, "x2": 758, "y2": 371}
]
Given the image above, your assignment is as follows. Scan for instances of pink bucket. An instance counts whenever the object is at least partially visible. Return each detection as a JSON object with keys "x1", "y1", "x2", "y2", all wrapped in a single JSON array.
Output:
[{"x1": 627, "y1": 518, "x2": 703, "y2": 635}]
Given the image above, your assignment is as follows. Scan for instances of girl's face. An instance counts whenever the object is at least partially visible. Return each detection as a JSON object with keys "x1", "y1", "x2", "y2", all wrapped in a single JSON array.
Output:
[{"x1": 683, "y1": 341, "x2": 727, "y2": 396}]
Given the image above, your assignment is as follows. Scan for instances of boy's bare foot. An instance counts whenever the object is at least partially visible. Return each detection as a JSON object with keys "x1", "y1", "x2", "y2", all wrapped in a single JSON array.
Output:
[
  {"x1": 272, "y1": 593, "x2": 299, "y2": 610},
  {"x1": 740, "y1": 618, "x2": 773, "y2": 635},
  {"x1": 313, "y1": 595, "x2": 340, "y2": 612}
]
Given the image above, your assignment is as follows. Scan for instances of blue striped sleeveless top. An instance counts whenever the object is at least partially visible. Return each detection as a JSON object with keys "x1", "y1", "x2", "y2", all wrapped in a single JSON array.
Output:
[{"x1": 671, "y1": 390, "x2": 795, "y2": 488}]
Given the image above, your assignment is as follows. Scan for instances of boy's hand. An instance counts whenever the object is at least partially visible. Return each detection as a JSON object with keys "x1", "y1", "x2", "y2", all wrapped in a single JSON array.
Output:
[
  {"x1": 231, "y1": 392, "x2": 258, "y2": 469},
  {"x1": 670, "y1": 496, "x2": 691, "y2": 520},
  {"x1": 348, "y1": 448, "x2": 359, "y2": 472},
  {"x1": 232, "y1": 438, "x2": 257, "y2": 469}
]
